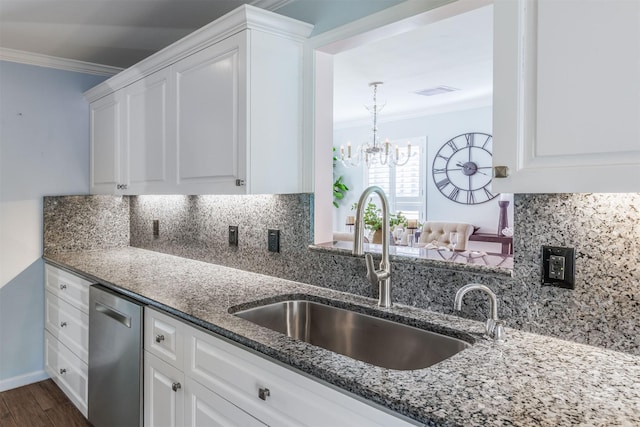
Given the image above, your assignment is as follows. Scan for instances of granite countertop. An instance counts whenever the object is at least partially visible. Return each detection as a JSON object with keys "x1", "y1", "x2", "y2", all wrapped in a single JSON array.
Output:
[{"x1": 44, "y1": 247, "x2": 640, "y2": 426}]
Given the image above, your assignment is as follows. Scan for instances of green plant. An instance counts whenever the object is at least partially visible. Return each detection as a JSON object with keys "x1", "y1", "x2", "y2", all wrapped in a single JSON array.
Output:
[
  {"x1": 333, "y1": 176, "x2": 349, "y2": 208},
  {"x1": 351, "y1": 200, "x2": 382, "y2": 232},
  {"x1": 351, "y1": 203, "x2": 417, "y2": 232},
  {"x1": 332, "y1": 147, "x2": 349, "y2": 208},
  {"x1": 390, "y1": 211, "x2": 408, "y2": 228}
]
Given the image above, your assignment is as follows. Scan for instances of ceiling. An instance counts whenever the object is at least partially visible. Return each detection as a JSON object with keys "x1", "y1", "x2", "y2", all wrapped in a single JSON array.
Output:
[
  {"x1": 0, "y1": 0, "x2": 492, "y2": 123},
  {"x1": 0, "y1": 0, "x2": 404, "y2": 68},
  {"x1": 333, "y1": 4, "x2": 493, "y2": 125}
]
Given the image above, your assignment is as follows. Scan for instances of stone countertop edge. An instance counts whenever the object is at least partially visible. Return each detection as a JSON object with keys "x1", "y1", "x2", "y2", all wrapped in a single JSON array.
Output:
[
  {"x1": 308, "y1": 243, "x2": 514, "y2": 277},
  {"x1": 44, "y1": 247, "x2": 640, "y2": 427}
]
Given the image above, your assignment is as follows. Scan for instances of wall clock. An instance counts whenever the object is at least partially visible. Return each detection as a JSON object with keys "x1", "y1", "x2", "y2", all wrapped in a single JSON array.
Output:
[{"x1": 432, "y1": 132, "x2": 497, "y2": 204}]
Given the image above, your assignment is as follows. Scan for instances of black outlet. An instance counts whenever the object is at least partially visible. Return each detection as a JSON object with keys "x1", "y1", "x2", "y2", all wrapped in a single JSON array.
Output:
[
  {"x1": 228, "y1": 226, "x2": 238, "y2": 246},
  {"x1": 541, "y1": 246, "x2": 575, "y2": 289},
  {"x1": 268, "y1": 229, "x2": 280, "y2": 253},
  {"x1": 152, "y1": 220, "x2": 159, "y2": 237}
]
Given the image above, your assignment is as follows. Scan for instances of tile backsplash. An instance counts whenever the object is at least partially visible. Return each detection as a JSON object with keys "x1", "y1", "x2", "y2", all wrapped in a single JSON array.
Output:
[{"x1": 44, "y1": 193, "x2": 640, "y2": 355}]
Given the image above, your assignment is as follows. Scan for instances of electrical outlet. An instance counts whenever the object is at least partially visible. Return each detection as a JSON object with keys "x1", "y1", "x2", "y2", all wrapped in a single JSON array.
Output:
[
  {"x1": 541, "y1": 246, "x2": 575, "y2": 289},
  {"x1": 268, "y1": 229, "x2": 280, "y2": 253},
  {"x1": 228, "y1": 226, "x2": 238, "y2": 246},
  {"x1": 152, "y1": 220, "x2": 159, "y2": 237}
]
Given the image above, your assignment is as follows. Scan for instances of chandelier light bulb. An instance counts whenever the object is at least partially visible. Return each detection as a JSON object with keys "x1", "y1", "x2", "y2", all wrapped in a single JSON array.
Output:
[{"x1": 339, "y1": 82, "x2": 415, "y2": 169}]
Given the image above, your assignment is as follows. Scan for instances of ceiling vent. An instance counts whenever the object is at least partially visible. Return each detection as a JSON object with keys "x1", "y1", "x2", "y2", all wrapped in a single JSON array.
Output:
[{"x1": 414, "y1": 86, "x2": 459, "y2": 97}]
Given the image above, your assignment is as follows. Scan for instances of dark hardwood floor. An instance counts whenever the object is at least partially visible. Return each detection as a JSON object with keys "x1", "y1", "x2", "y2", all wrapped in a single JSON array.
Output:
[{"x1": 0, "y1": 379, "x2": 89, "y2": 427}]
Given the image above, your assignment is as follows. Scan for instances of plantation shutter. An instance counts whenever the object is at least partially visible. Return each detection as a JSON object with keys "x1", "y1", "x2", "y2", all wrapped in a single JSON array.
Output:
[{"x1": 365, "y1": 138, "x2": 425, "y2": 221}]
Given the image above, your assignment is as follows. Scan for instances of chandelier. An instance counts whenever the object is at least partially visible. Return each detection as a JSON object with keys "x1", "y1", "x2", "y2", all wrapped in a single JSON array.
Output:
[{"x1": 338, "y1": 82, "x2": 414, "y2": 168}]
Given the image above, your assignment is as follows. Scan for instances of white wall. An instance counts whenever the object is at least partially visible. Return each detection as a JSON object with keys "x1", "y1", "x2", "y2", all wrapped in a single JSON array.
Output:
[
  {"x1": 332, "y1": 106, "x2": 514, "y2": 239},
  {"x1": 0, "y1": 60, "x2": 107, "y2": 390}
]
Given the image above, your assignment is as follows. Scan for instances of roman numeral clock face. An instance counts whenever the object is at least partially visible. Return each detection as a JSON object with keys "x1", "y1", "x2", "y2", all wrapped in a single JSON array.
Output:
[{"x1": 432, "y1": 132, "x2": 497, "y2": 204}]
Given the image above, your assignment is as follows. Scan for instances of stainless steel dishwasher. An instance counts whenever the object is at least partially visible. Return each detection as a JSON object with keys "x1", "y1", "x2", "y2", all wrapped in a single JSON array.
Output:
[{"x1": 89, "y1": 284, "x2": 143, "y2": 427}]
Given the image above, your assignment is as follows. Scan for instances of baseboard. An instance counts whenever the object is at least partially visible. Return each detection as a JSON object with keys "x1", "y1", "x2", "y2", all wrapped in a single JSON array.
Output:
[{"x1": 0, "y1": 370, "x2": 49, "y2": 392}]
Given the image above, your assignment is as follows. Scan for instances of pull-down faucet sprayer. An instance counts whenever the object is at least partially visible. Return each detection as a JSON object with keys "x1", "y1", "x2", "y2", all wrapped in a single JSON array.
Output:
[{"x1": 353, "y1": 186, "x2": 392, "y2": 308}]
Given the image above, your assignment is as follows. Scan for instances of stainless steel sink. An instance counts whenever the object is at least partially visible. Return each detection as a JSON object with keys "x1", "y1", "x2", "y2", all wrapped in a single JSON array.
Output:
[{"x1": 233, "y1": 299, "x2": 471, "y2": 370}]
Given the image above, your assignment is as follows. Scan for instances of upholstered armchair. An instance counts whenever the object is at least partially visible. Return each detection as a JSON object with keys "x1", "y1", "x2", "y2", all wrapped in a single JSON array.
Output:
[
  {"x1": 418, "y1": 221, "x2": 475, "y2": 250},
  {"x1": 333, "y1": 232, "x2": 369, "y2": 243}
]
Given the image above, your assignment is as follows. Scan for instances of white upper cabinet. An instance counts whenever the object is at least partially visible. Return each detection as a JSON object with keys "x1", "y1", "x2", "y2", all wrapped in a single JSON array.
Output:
[
  {"x1": 90, "y1": 69, "x2": 172, "y2": 195},
  {"x1": 86, "y1": 5, "x2": 313, "y2": 195},
  {"x1": 174, "y1": 33, "x2": 247, "y2": 194},
  {"x1": 125, "y1": 69, "x2": 173, "y2": 194},
  {"x1": 492, "y1": 0, "x2": 640, "y2": 193},
  {"x1": 90, "y1": 92, "x2": 123, "y2": 194}
]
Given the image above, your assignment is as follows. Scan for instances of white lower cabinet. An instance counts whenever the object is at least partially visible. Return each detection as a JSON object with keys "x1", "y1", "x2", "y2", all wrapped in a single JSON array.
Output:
[
  {"x1": 144, "y1": 308, "x2": 265, "y2": 427},
  {"x1": 144, "y1": 351, "x2": 184, "y2": 427},
  {"x1": 44, "y1": 330, "x2": 88, "y2": 416},
  {"x1": 184, "y1": 377, "x2": 266, "y2": 427},
  {"x1": 43, "y1": 264, "x2": 91, "y2": 418},
  {"x1": 144, "y1": 307, "x2": 415, "y2": 427},
  {"x1": 44, "y1": 291, "x2": 89, "y2": 362}
]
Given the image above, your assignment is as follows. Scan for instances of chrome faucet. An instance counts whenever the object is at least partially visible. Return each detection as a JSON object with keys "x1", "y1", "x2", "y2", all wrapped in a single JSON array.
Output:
[
  {"x1": 353, "y1": 186, "x2": 392, "y2": 308},
  {"x1": 454, "y1": 283, "x2": 505, "y2": 340}
]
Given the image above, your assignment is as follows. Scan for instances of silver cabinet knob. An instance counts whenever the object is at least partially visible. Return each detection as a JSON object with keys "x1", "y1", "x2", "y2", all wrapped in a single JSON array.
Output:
[
  {"x1": 116, "y1": 184, "x2": 129, "y2": 190},
  {"x1": 493, "y1": 166, "x2": 509, "y2": 178},
  {"x1": 59, "y1": 368, "x2": 67, "y2": 375},
  {"x1": 59, "y1": 283, "x2": 67, "y2": 290},
  {"x1": 155, "y1": 334, "x2": 165, "y2": 343},
  {"x1": 60, "y1": 321, "x2": 67, "y2": 328},
  {"x1": 258, "y1": 387, "x2": 270, "y2": 401},
  {"x1": 171, "y1": 382, "x2": 181, "y2": 392}
]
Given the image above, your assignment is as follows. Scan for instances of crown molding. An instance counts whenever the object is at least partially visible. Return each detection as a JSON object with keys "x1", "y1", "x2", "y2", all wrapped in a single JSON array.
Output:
[
  {"x1": 84, "y1": 4, "x2": 313, "y2": 102},
  {"x1": 251, "y1": 0, "x2": 296, "y2": 10},
  {"x1": 0, "y1": 48, "x2": 122, "y2": 76}
]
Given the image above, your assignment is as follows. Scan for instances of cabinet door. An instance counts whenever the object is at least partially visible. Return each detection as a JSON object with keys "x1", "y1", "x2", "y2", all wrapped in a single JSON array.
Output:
[
  {"x1": 124, "y1": 69, "x2": 174, "y2": 194},
  {"x1": 173, "y1": 31, "x2": 247, "y2": 194},
  {"x1": 492, "y1": 0, "x2": 640, "y2": 193},
  {"x1": 145, "y1": 351, "x2": 184, "y2": 427},
  {"x1": 90, "y1": 92, "x2": 124, "y2": 194},
  {"x1": 184, "y1": 377, "x2": 266, "y2": 427}
]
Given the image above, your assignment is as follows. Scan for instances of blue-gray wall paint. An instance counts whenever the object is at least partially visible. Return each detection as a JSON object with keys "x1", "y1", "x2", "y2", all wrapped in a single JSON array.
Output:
[
  {"x1": 275, "y1": 0, "x2": 406, "y2": 36},
  {"x1": 0, "y1": 261, "x2": 45, "y2": 385},
  {"x1": 0, "y1": 60, "x2": 107, "y2": 387}
]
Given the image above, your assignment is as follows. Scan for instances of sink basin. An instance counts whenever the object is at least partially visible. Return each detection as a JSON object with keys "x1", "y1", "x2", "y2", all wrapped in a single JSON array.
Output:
[{"x1": 233, "y1": 299, "x2": 470, "y2": 370}]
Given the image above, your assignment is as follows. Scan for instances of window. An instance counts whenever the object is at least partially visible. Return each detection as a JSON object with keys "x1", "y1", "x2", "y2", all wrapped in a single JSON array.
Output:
[{"x1": 365, "y1": 137, "x2": 426, "y2": 221}]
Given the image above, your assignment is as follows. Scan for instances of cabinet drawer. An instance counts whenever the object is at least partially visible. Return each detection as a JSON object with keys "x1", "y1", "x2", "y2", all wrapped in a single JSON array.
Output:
[
  {"x1": 45, "y1": 264, "x2": 92, "y2": 313},
  {"x1": 45, "y1": 291, "x2": 88, "y2": 362},
  {"x1": 44, "y1": 330, "x2": 88, "y2": 417},
  {"x1": 185, "y1": 327, "x2": 412, "y2": 427},
  {"x1": 145, "y1": 307, "x2": 184, "y2": 368}
]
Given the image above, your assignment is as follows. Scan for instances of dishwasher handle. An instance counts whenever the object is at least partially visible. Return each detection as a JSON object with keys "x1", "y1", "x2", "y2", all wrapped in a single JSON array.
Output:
[{"x1": 95, "y1": 301, "x2": 131, "y2": 328}]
